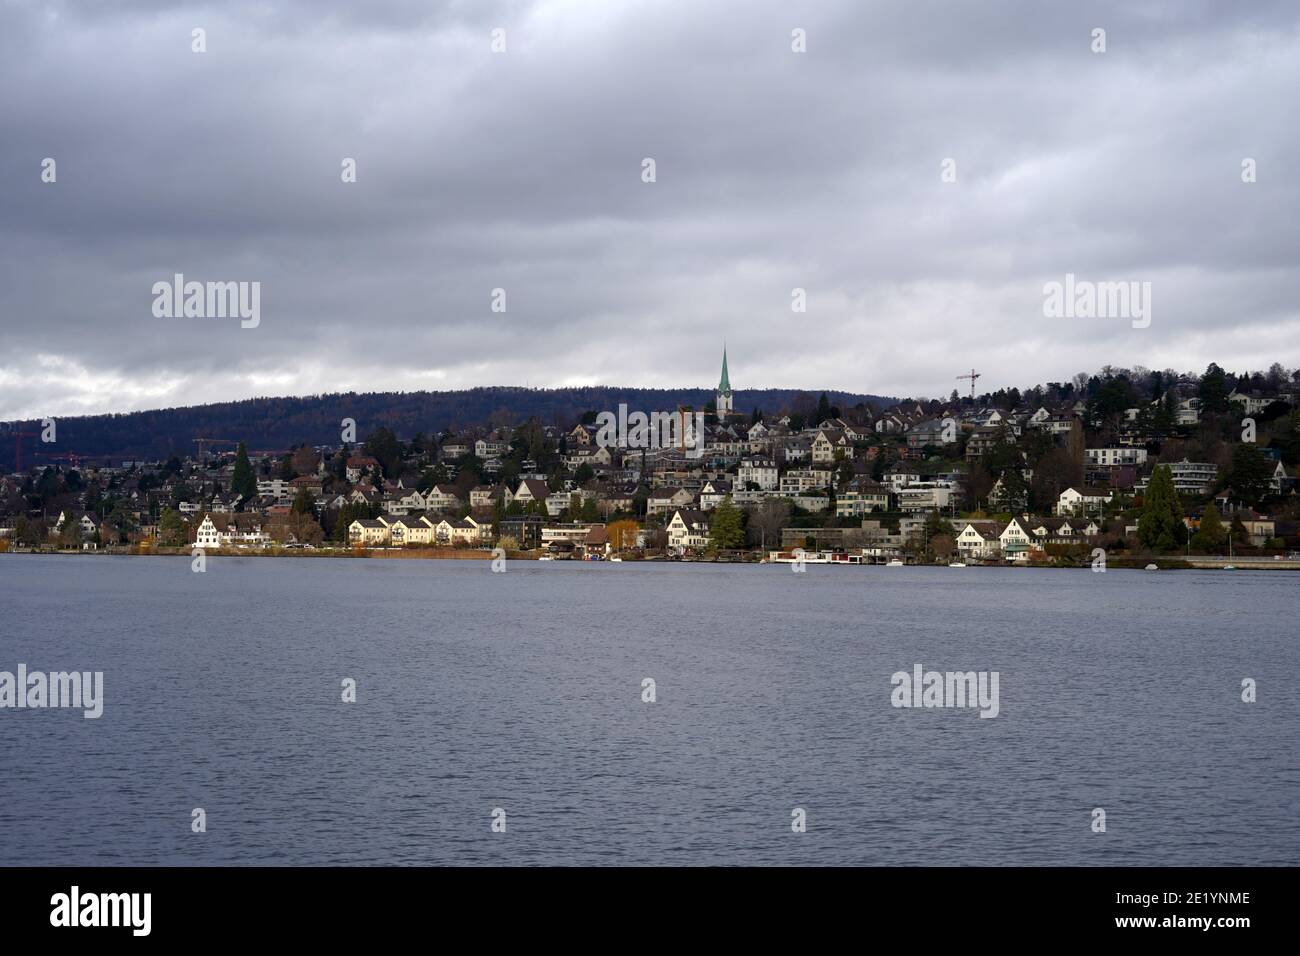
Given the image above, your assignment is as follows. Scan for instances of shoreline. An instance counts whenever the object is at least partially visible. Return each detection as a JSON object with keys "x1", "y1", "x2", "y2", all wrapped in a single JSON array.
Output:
[{"x1": 2, "y1": 547, "x2": 1295, "y2": 571}]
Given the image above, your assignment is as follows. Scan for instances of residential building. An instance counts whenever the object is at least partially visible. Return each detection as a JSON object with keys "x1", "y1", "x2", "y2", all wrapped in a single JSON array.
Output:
[
  {"x1": 667, "y1": 508, "x2": 711, "y2": 551},
  {"x1": 1057, "y1": 486, "x2": 1113, "y2": 516},
  {"x1": 499, "y1": 516, "x2": 543, "y2": 549},
  {"x1": 698, "y1": 479, "x2": 733, "y2": 511},
  {"x1": 425, "y1": 484, "x2": 463, "y2": 512},
  {"x1": 1137, "y1": 460, "x2": 1217, "y2": 496},
  {"x1": 1086, "y1": 448, "x2": 1148, "y2": 467},
  {"x1": 780, "y1": 468, "x2": 832, "y2": 495},
  {"x1": 956, "y1": 521, "x2": 1006, "y2": 560},
  {"x1": 896, "y1": 482, "x2": 955, "y2": 512},
  {"x1": 647, "y1": 486, "x2": 695, "y2": 516},
  {"x1": 811, "y1": 429, "x2": 853, "y2": 463},
  {"x1": 737, "y1": 457, "x2": 779, "y2": 492},
  {"x1": 836, "y1": 477, "x2": 890, "y2": 517},
  {"x1": 907, "y1": 419, "x2": 957, "y2": 448},
  {"x1": 348, "y1": 519, "x2": 391, "y2": 546}
]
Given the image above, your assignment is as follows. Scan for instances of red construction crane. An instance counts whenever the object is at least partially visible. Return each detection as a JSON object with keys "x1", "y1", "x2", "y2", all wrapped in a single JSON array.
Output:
[
  {"x1": 956, "y1": 368, "x2": 981, "y2": 400},
  {"x1": 7, "y1": 432, "x2": 39, "y2": 473}
]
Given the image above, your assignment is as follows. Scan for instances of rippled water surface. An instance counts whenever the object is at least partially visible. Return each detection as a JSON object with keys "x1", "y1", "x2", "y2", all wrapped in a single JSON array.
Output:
[{"x1": 1, "y1": 554, "x2": 1296, "y2": 865}]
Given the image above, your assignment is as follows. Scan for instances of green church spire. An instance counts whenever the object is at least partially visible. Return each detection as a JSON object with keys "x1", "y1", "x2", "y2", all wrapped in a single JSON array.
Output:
[{"x1": 718, "y1": 347, "x2": 731, "y2": 394}]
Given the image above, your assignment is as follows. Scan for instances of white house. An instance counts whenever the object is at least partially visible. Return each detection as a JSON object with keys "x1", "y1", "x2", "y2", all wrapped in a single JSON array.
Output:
[
  {"x1": 475, "y1": 438, "x2": 509, "y2": 459},
  {"x1": 737, "y1": 457, "x2": 779, "y2": 492},
  {"x1": 195, "y1": 515, "x2": 222, "y2": 549},
  {"x1": 195, "y1": 515, "x2": 271, "y2": 549},
  {"x1": 469, "y1": 485, "x2": 501, "y2": 509},
  {"x1": 956, "y1": 521, "x2": 1005, "y2": 559},
  {"x1": 1030, "y1": 518, "x2": 1101, "y2": 544},
  {"x1": 667, "y1": 509, "x2": 711, "y2": 551},
  {"x1": 896, "y1": 482, "x2": 955, "y2": 513},
  {"x1": 698, "y1": 479, "x2": 733, "y2": 511},
  {"x1": 997, "y1": 517, "x2": 1037, "y2": 562},
  {"x1": 256, "y1": 478, "x2": 293, "y2": 501},
  {"x1": 1228, "y1": 390, "x2": 1275, "y2": 416},
  {"x1": 347, "y1": 519, "x2": 391, "y2": 546},
  {"x1": 1086, "y1": 448, "x2": 1148, "y2": 467},
  {"x1": 545, "y1": 492, "x2": 576, "y2": 516},
  {"x1": 811, "y1": 429, "x2": 853, "y2": 463},
  {"x1": 1057, "y1": 486, "x2": 1113, "y2": 516},
  {"x1": 1176, "y1": 398, "x2": 1201, "y2": 425},
  {"x1": 509, "y1": 479, "x2": 551, "y2": 509},
  {"x1": 884, "y1": 464, "x2": 920, "y2": 492},
  {"x1": 780, "y1": 468, "x2": 832, "y2": 495},
  {"x1": 425, "y1": 484, "x2": 463, "y2": 512}
]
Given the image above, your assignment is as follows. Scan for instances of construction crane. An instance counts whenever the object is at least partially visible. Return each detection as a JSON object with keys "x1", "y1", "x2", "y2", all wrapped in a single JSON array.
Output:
[
  {"x1": 193, "y1": 437, "x2": 241, "y2": 462},
  {"x1": 956, "y1": 369, "x2": 981, "y2": 400},
  {"x1": 7, "y1": 431, "x2": 39, "y2": 473},
  {"x1": 35, "y1": 451, "x2": 83, "y2": 470}
]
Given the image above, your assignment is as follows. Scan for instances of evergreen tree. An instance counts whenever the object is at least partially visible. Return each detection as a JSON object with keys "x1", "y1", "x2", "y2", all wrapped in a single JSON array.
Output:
[
  {"x1": 291, "y1": 487, "x2": 316, "y2": 515},
  {"x1": 815, "y1": 392, "x2": 832, "y2": 426},
  {"x1": 1137, "y1": 465, "x2": 1185, "y2": 552},
  {"x1": 331, "y1": 446, "x2": 349, "y2": 481},
  {"x1": 1192, "y1": 505, "x2": 1226, "y2": 553},
  {"x1": 364, "y1": 427, "x2": 402, "y2": 478},
  {"x1": 923, "y1": 508, "x2": 956, "y2": 553},
  {"x1": 231, "y1": 442, "x2": 257, "y2": 501},
  {"x1": 1198, "y1": 363, "x2": 1230, "y2": 415},
  {"x1": 1230, "y1": 513, "x2": 1249, "y2": 548},
  {"x1": 1226, "y1": 444, "x2": 1274, "y2": 506},
  {"x1": 708, "y1": 497, "x2": 745, "y2": 550},
  {"x1": 996, "y1": 465, "x2": 1029, "y2": 512},
  {"x1": 491, "y1": 499, "x2": 504, "y2": 536},
  {"x1": 1154, "y1": 391, "x2": 1177, "y2": 437}
]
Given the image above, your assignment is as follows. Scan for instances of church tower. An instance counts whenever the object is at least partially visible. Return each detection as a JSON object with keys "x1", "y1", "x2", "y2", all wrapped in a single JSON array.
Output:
[{"x1": 716, "y1": 347, "x2": 733, "y2": 417}]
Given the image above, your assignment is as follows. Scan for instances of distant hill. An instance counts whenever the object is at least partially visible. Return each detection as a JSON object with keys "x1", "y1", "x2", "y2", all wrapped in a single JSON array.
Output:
[{"x1": 0, "y1": 387, "x2": 895, "y2": 469}]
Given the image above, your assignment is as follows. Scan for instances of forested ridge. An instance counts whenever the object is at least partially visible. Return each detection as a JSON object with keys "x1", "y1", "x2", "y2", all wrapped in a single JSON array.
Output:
[{"x1": 0, "y1": 386, "x2": 893, "y2": 467}]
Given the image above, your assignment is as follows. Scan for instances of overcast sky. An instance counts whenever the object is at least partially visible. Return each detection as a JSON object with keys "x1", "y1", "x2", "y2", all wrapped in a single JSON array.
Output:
[{"x1": 1, "y1": 0, "x2": 1297, "y2": 420}]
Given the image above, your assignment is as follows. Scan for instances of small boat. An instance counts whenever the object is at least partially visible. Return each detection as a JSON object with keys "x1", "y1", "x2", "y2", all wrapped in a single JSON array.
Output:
[
  {"x1": 538, "y1": 555, "x2": 554, "y2": 561},
  {"x1": 1223, "y1": 564, "x2": 1236, "y2": 571},
  {"x1": 609, "y1": 556, "x2": 623, "y2": 562},
  {"x1": 1144, "y1": 563, "x2": 1158, "y2": 571},
  {"x1": 886, "y1": 559, "x2": 904, "y2": 567},
  {"x1": 949, "y1": 562, "x2": 966, "y2": 568}
]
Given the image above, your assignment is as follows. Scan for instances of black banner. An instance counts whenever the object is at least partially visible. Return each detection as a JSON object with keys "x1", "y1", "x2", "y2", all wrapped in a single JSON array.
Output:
[{"x1": 0, "y1": 866, "x2": 1278, "y2": 941}]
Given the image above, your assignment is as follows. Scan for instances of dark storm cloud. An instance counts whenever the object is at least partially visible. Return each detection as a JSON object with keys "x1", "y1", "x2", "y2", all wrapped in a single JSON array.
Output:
[{"x1": 1, "y1": 0, "x2": 1297, "y2": 418}]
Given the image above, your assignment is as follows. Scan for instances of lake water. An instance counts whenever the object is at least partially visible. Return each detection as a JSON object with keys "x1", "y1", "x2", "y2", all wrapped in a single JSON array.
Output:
[{"x1": 0, "y1": 554, "x2": 1296, "y2": 866}]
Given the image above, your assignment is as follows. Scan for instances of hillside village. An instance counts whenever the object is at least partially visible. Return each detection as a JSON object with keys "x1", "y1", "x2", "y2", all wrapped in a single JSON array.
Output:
[{"x1": 2, "y1": 355, "x2": 1299, "y2": 565}]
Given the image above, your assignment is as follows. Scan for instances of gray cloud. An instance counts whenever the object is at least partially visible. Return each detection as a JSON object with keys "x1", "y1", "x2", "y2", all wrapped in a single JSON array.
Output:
[{"x1": 1, "y1": 0, "x2": 1298, "y2": 419}]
